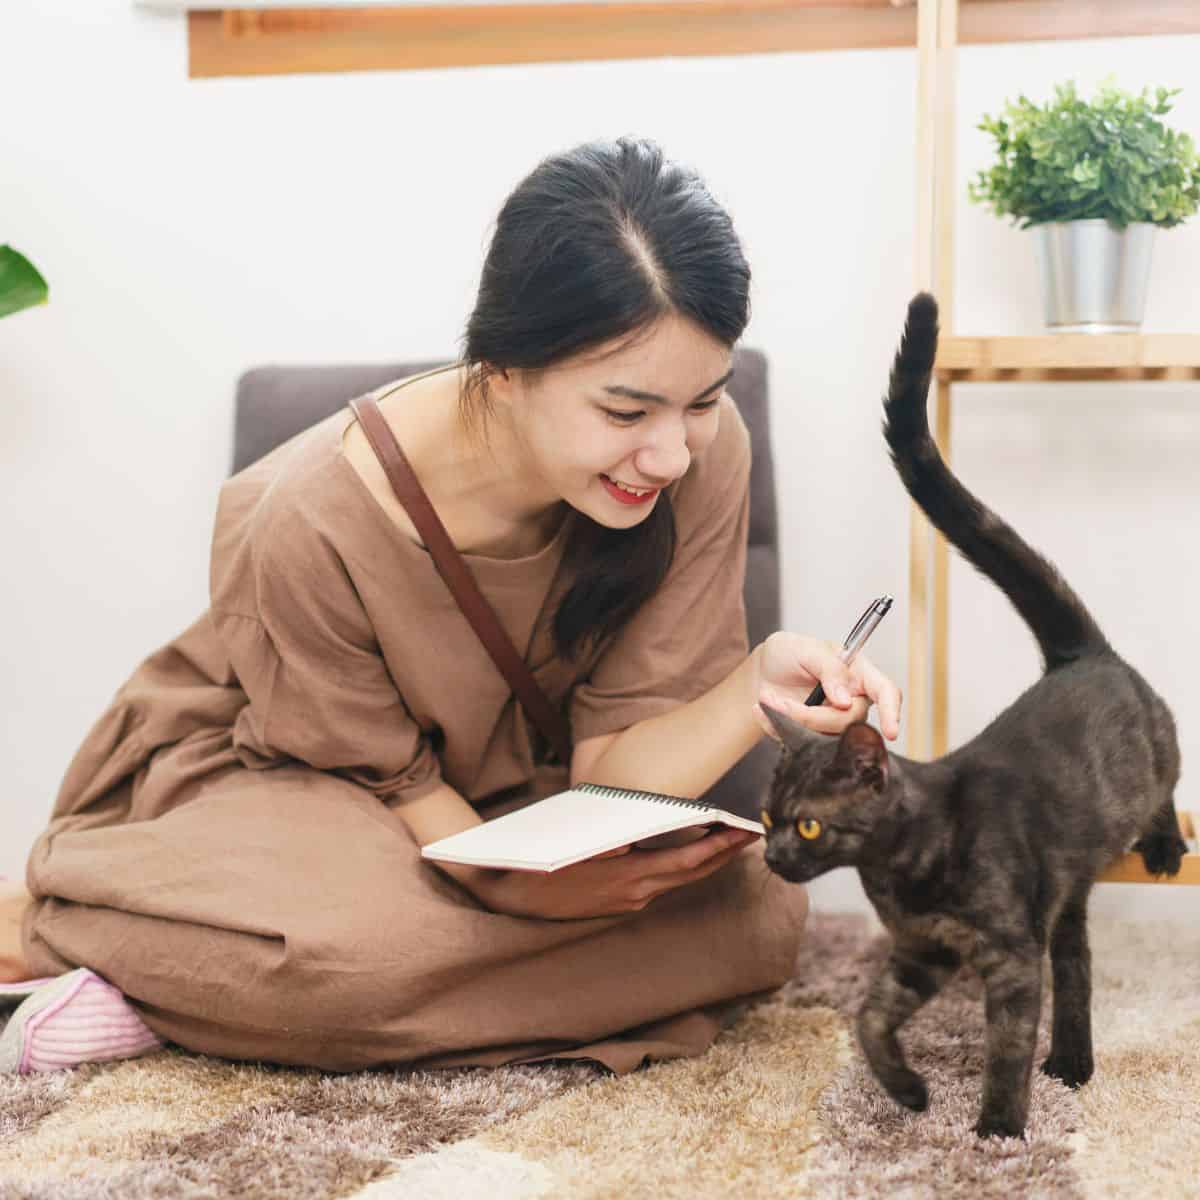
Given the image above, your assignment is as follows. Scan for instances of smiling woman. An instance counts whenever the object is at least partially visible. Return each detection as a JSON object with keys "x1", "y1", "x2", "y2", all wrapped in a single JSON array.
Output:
[
  {"x1": 4, "y1": 134, "x2": 900, "y2": 1081},
  {"x1": 182, "y1": 0, "x2": 1200, "y2": 79}
]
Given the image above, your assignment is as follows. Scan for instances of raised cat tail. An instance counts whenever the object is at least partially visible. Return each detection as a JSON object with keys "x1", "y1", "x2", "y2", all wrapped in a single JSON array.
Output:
[{"x1": 881, "y1": 293, "x2": 1108, "y2": 672}]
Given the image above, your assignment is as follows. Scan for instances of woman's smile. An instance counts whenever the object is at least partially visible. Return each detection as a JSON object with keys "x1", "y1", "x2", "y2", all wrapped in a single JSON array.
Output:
[{"x1": 599, "y1": 473, "x2": 660, "y2": 505}]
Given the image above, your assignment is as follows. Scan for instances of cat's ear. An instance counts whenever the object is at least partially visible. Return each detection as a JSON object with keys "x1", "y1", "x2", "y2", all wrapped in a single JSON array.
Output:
[
  {"x1": 833, "y1": 722, "x2": 889, "y2": 791},
  {"x1": 759, "y1": 702, "x2": 817, "y2": 753}
]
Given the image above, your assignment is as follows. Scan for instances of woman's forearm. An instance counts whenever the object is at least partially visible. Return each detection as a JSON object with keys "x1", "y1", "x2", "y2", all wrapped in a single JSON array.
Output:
[
  {"x1": 582, "y1": 644, "x2": 765, "y2": 799},
  {"x1": 393, "y1": 782, "x2": 497, "y2": 898}
]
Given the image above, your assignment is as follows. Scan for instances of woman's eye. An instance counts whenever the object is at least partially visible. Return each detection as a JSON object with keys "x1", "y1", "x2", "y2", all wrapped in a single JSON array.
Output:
[
  {"x1": 797, "y1": 818, "x2": 822, "y2": 840},
  {"x1": 602, "y1": 398, "x2": 719, "y2": 425}
]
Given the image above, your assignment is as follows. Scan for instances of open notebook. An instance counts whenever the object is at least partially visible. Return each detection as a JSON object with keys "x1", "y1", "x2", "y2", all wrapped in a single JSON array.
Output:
[{"x1": 420, "y1": 783, "x2": 765, "y2": 873}]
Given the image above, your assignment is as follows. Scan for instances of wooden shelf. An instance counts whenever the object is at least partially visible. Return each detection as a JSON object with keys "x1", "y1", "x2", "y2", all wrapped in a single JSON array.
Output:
[{"x1": 936, "y1": 334, "x2": 1200, "y2": 382}]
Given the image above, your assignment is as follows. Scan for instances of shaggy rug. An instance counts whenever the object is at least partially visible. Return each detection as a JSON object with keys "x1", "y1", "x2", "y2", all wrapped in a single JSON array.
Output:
[{"x1": 1, "y1": 911, "x2": 1197, "y2": 1199}]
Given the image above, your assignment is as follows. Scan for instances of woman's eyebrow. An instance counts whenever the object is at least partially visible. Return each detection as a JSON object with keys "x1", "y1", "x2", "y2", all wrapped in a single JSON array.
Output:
[{"x1": 602, "y1": 367, "x2": 735, "y2": 406}]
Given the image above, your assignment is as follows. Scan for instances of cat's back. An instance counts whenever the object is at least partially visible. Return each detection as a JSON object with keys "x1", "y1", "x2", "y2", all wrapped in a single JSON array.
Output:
[
  {"x1": 934, "y1": 648, "x2": 1177, "y2": 891},
  {"x1": 955, "y1": 648, "x2": 1174, "y2": 791}
]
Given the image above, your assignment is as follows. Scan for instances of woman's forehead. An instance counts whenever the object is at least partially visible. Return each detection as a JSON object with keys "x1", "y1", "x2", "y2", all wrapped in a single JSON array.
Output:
[{"x1": 554, "y1": 316, "x2": 733, "y2": 397}]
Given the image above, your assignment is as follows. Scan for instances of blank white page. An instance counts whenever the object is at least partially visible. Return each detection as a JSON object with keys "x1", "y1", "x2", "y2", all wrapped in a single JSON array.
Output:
[{"x1": 420, "y1": 784, "x2": 762, "y2": 872}]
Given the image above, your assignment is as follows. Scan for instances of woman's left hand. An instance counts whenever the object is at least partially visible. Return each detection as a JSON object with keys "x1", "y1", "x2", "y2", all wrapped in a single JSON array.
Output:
[{"x1": 750, "y1": 631, "x2": 902, "y2": 742}]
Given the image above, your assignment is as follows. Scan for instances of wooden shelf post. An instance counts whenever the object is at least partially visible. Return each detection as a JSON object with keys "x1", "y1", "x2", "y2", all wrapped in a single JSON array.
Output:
[{"x1": 909, "y1": 0, "x2": 956, "y2": 761}]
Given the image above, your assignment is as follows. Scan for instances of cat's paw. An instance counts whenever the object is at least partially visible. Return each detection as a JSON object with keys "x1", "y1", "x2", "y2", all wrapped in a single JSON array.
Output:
[
  {"x1": 973, "y1": 1113, "x2": 1025, "y2": 1140},
  {"x1": 1133, "y1": 831, "x2": 1187, "y2": 877},
  {"x1": 1041, "y1": 1050, "x2": 1094, "y2": 1089},
  {"x1": 883, "y1": 1070, "x2": 929, "y2": 1112}
]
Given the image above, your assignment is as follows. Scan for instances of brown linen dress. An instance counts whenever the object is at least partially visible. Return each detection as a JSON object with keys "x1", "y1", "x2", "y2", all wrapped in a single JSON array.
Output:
[{"x1": 22, "y1": 374, "x2": 808, "y2": 1074}]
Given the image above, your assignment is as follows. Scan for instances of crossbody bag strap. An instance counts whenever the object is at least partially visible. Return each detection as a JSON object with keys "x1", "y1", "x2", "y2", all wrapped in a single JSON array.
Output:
[{"x1": 349, "y1": 394, "x2": 573, "y2": 767}]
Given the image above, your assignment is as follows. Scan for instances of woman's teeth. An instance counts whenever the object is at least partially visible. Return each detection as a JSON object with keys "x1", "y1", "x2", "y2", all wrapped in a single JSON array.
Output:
[{"x1": 605, "y1": 476, "x2": 653, "y2": 496}]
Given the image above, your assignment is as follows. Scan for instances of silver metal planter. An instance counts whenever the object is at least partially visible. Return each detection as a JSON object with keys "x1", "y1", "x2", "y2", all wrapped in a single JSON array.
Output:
[{"x1": 1033, "y1": 219, "x2": 1156, "y2": 333}]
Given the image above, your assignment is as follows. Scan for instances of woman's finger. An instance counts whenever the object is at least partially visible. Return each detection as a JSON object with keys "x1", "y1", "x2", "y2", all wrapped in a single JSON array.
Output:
[
  {"x1": 787, "y1": 638, "x2": 856, "y2": 708},
  {"x1": 757, "y1": 692, "x2": 871, "y2": 739},
  {"x1": 637, "y1": 841, "x2": 750, "y2": 900},
  {"x1": 628, "y1": 828, "x2": 754, "y2": 876},
  {"x1": 848, "y1": 653, "x2": 902, "y2": 740},
  {"x1": 763, "y1": 633, "x2": 859, "y2": 705}
]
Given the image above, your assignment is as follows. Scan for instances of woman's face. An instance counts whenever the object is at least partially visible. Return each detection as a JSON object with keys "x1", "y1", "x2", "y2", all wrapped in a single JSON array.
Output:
[{"x1": 500, "y1": 313, "x2": 734, "y2": 529}]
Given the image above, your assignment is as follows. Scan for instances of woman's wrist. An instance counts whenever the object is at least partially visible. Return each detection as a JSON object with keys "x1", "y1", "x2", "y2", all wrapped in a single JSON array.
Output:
[
  {"x1": 435, "y1": 860, "x2": 505, "y2": 907},
  {"x1": 746, "y1": 638, "x2": 769, "y2": 718}
]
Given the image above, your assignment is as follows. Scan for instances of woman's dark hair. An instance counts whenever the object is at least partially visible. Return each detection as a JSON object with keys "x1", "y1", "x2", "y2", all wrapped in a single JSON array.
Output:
[{"x1": 461, "y1": 136, "x2": 751, "y2": 660}]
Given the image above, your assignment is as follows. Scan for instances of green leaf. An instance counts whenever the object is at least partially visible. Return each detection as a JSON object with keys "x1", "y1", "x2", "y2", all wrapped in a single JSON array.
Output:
[
  {"x1": 0, "y1": 245, "x2": 49, "y2": 319},
  {"x1": 968, "y1": 80, "x2": 1200, "y2": 227}
]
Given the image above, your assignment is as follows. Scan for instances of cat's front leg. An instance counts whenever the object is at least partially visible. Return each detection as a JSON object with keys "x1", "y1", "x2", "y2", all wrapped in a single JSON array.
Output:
[
  {"x1": 857, "y1": 941, "x2": 961, "y2": 1113},
  {"x1": 974, "y1": 946, "x2": 1043, "y2": 1139}
]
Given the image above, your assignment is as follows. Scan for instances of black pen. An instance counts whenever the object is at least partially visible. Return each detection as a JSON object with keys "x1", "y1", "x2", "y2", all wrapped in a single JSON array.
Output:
[{"x1": 804, "y1": 595, "x2": 894, "y2": 707}]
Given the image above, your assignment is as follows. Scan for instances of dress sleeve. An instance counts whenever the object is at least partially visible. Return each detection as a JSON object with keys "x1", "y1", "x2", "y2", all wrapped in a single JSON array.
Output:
[
  {"x1": 568, "y1": 398, "x2": 752, "y2": 743},
  {"x1": 211, "y1": 503, "x2": 443, "y2": 806}
]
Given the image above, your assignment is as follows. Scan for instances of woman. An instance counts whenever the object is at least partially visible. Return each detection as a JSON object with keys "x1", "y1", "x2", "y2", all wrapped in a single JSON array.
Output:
[{"x1": 0, "y1": 137, "x2": 900, "y2": 1076}]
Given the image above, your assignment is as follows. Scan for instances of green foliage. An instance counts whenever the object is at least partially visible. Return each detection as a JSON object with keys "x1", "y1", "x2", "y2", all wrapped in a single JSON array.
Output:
[
  {"x1": 968, "y1": 81, "x2": 1200, "y2": 229},
  {"x1": 0, "y1": 245, "x2": 48, "y2": 320}
]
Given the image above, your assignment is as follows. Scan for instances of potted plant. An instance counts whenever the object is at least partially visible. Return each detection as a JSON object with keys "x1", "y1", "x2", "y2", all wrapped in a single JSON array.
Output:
[
  {"x1": 969, "y1": 81, "x2": 1200, "y2": 332},
  {"x1": 0, "y1": 245, "x2": 48, "y2": 320}
]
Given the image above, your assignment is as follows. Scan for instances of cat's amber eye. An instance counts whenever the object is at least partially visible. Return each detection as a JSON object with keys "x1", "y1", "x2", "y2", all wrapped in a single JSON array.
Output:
[
  {"x1": 797, "y1": 818, "x2": 822, "y2": 840},
  {"x1": 760, "y1": 809, "x2": 773, "y2": 829}
]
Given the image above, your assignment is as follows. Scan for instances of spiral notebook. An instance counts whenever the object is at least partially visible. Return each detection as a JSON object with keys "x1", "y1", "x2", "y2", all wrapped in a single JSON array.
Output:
[{"x1": 420, "y1": 782, "x2": 765, "y2": 874}]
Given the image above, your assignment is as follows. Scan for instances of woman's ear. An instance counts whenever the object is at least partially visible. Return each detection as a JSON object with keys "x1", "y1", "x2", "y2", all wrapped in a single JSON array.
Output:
[
  {"x1": 484, "y1": 363, "x2": 520, "y2": 409},
  {"x1": 478, "y1": 360, "x2": 508, "y2": 387}
]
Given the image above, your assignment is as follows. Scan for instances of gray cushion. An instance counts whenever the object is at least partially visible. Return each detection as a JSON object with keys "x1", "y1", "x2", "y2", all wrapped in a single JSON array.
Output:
[{"x1": 232, "y1": 349, "x2": 780, "y2": 816}]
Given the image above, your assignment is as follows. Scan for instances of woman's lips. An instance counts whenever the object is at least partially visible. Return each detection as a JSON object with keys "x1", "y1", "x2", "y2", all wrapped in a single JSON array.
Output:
[{"x1": 600, "y1": 474, "x2": 659, "y2": 505}]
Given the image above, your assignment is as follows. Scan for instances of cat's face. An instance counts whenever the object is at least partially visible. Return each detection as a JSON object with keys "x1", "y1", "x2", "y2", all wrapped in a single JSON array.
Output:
[{"x1": 760, "y1": 710, "x2": 892, "y2": 884}]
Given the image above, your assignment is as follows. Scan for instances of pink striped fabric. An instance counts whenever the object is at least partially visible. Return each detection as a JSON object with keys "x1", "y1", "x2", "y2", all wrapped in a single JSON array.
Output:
[{"x1": 5, "y1": 969, "x2": 164, "y2": 1074}]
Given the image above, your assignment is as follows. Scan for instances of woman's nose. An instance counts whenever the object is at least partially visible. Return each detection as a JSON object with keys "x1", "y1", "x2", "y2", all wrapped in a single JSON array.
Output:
[{"x1": 633, "y1": 427, "x2": 691, "y2": 485}]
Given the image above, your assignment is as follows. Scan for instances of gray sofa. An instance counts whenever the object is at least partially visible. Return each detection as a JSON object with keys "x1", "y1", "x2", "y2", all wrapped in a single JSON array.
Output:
[{"x1": 232, "y1": 349, "x2": 780, "y2": 818}]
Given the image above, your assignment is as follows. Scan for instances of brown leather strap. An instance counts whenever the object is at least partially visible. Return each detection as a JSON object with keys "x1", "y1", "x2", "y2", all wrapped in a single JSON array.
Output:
[{"x1": 349, "y1": 394, "x2": 572, "y2": 767}]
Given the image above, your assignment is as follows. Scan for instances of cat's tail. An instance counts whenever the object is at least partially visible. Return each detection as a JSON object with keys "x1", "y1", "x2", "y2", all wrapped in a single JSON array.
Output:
[{"x1": 882, "y1": 293, "x2": 1109, "y2": 672}]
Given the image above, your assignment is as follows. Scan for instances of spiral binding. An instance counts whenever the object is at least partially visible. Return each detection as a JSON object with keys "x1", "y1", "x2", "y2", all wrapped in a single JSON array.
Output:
[{"x1": 575, "y1": 782, "x2": 715, "y2": 812}]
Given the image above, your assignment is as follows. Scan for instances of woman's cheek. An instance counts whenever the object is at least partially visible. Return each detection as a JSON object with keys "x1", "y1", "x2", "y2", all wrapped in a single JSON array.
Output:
[{"x1": 687, "y1": 411, "x2": 721, "y2": 455}]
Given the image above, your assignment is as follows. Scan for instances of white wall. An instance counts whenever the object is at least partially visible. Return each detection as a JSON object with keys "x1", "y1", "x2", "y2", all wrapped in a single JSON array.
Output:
[{"x1": 4, "y1": 3, "x2": 1198, "y2": 925}]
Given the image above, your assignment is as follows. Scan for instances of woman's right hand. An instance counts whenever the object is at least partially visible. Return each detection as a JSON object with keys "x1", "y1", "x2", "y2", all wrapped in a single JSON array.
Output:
[{"x1": 473, "y1": 827, "x2": 759, "y2": 920}]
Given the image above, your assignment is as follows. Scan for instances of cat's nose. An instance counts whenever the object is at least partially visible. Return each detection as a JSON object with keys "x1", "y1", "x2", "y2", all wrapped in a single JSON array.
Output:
[{"x1": 763, "y1": 843, "x2": 810, "y2": 883}]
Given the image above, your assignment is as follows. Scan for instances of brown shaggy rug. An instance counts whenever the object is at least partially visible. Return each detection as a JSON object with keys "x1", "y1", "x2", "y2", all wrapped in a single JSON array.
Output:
[{"x1": 2, "y1": 910, "x2": 1197, "y2": 1199}]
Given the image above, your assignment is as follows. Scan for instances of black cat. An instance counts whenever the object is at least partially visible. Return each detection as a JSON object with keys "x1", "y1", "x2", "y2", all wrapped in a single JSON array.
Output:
[{"x1": 760, "y1": 292, "x2": 1187, "y2": 1140}]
